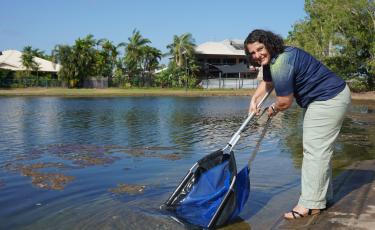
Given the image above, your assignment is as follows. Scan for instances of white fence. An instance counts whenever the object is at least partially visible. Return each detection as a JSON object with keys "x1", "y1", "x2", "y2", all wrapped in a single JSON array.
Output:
[{"x1": 199, "y1": 78, "x2": 259, "y2": 89}]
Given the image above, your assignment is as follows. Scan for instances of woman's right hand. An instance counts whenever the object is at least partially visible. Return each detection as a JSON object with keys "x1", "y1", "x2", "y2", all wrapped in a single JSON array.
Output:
[
  {"x1": 249, "y1": 96, "x2": 260, "y2": 115},
  {"x1": 249, "y1": 81, "x2": 272, "y2": 115}
]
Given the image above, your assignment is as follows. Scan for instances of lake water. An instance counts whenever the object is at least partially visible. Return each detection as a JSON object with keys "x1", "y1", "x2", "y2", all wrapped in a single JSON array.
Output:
[{"x1": 0, "y1": 96, "x2": 374, "y2": 229}]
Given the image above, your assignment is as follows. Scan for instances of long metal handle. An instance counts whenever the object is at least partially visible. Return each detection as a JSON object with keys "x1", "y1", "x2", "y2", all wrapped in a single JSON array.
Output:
[{"x1": 227, "y1": 90, "x2": 272, "y2": 149}]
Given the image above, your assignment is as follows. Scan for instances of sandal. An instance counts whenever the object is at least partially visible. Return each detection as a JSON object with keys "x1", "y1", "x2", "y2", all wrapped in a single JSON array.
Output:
[{"x1": 284, "y1": 208, "x2": 321, "y2": 220}]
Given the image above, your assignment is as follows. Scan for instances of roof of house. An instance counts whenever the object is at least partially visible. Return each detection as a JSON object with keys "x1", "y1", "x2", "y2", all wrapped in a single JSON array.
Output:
[
  {"x1": 0, "y1": 50, "x2": 61, "y2": 72},
  {"x1": 194, "y1": 39, "x2": 245, "y2": 56}
]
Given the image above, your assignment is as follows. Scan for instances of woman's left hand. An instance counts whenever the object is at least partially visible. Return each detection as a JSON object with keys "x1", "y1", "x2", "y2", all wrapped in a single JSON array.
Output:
[{"x1": 267, "y1": 103, "x2": 279, "y2": 117}]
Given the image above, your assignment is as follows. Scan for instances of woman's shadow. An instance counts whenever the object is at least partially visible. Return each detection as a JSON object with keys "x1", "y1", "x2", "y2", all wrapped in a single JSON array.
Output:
[{"x1": 328, "y1": 160, "x2": 375, "y2": 208}]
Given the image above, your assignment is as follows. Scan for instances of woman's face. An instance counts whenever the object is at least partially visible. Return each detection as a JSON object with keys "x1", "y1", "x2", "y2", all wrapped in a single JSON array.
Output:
[{"x1": 246, "y1": 42, "x2": 271, "y2": 66}]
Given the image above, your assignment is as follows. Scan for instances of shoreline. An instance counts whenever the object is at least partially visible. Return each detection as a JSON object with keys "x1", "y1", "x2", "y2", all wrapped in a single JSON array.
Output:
[{"x1": 0, "y1": 88, "x2": 374, "y2": 101}]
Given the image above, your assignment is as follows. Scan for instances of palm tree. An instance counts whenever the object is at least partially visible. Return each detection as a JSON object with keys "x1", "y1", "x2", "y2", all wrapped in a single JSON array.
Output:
[
  {"x1": 96, "y1": 39, "x2": 121, "y2": 85},
  {"x1": 21, "y1": 46, "x2": 40, "y2": 86},
  {"x1": 113, "y1": 42, "x2": 127, "y2": 85},
  {"x1": 124, "y1": 29, "x2": 151, "y2": 86},
  {"x1": 140, "y1": 45, "x2": 162, "y2": 86},
  {"x1": 167, "y1": 33, "x2": 195, "y2": 68},
  {"x1": 21, "y1": 46, "x2": 38, "y2": 74},
  {"x1": 52, "y1": 44, "x2": 77, "y2": 87},
  {"x1": 31, "y1": 48, "x2": 46, "y2": 59},
  {"x1": 167, "y1": 33, "x2": 196, "y2": 87},
  {"x1": 73, "y1": 34, "x2": 97, "y2": 87},
  {"x1": 31, "y1": 48, "x2": 46, "y2": 85}
]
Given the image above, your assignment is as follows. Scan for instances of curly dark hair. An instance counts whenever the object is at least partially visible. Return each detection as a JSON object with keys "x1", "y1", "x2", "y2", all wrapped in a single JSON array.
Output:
[{"x1": 244, "y1": 29, "x2": 284, "y2": 66}]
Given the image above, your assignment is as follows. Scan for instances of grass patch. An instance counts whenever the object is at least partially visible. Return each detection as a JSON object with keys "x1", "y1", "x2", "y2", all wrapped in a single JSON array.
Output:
[{"x1": 0, "y1": 87, "x2": 373, "y2": 101}]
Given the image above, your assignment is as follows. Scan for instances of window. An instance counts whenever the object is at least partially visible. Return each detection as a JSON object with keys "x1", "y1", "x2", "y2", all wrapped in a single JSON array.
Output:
[
  {"x1": 222, "y1": 59, "x2": 236, "y2": 65},
  {"x1": 238, "y1": 59, "x2": 247, "y2": 64},
  {"x1": 207, "y1": 58, "x2": 221, "y2": 65}
]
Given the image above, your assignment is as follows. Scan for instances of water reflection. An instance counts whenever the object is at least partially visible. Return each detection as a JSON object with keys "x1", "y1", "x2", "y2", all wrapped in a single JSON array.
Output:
[{"x1": 0, "y1": 96, "x2": 373, "y2": 229}]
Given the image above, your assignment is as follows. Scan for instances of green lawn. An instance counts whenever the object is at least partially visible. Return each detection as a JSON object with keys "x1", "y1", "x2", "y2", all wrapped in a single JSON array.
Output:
[{"x1": 1, "y1": 87, "x2": 373, "y2": 102}]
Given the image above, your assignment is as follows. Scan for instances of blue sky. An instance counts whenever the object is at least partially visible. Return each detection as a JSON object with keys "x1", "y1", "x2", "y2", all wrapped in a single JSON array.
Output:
[{"x1": 1, "y1": 0, "x2": 306, "y2": 57}]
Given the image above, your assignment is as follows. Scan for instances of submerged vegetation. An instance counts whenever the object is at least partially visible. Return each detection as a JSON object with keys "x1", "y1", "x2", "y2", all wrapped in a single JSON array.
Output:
[
  {"x1": 109, "y1": 184, "x2": 146, "y2": 195},
  {"x1": 0, "y1": 144, "x2": 182, "y2": 191}
]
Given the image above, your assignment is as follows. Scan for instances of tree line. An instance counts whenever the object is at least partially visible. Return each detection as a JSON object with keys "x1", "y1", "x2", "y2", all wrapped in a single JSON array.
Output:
[
  {"x1": 51, "y1": 29, "x2": 197, "y2": 88},
  {"x1": 1, "y1": 29, "x2": 197, "y2": 89},
  {"x1": 1, "y1": 0, "x2": 373, "y2": 91}
]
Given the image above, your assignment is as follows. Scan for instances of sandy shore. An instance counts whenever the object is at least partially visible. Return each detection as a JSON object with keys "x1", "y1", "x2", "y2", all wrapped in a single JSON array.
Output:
[{"x1": 0, "y1": 88, "x2": 374, "y2": 101}]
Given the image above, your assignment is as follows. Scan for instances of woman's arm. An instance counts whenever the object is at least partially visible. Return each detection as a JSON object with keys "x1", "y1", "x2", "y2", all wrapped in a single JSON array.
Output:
[
  {"x1": 249, "y1": 81, "x2": 274, "y2": 114},
  {"x1": 267, "y1": 93, "x2": 294, "y2": 116}
]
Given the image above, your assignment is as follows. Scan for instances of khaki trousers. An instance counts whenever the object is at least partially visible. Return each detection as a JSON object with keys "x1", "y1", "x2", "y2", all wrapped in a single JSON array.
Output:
[{"x1": 298, "y1": 85, "x2": 351, "y2": 209}]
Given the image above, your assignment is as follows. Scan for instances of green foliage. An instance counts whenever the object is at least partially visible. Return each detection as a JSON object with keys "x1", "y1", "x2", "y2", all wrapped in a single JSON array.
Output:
[
  {"x1": 165, "y1": 33, "x2": 198, "y2": 88},
  {"x1": 52, "y1": 44, "x2": 77, "y2": 86},
  {"x1": 287, "y1": 0, "x2": 375, "y2": 91},
  {"x1": 52, "y1": 36, "x2": 94, "y2": 87},
  {"x1": 95, "y1": 39, "x2": 121, "y2": 79},
  {"x1": 53, "y1": 35, "x2": 124, "y2": 87},
  {"x1": 154, "y1": 65, "x2": 179, "y2": 88},
  {"x1": 322, "y1": 56, "x2": 356, "y2": 80},
  {"x1": 122, "y1": 29, "x2": 162, "y2": 87},
  {"x1": 123, "y1": 29, "x2": 150, "y2": 86},
  {"x1": 8, "y1": 31, "x2": 195, "y2": 89},
  {"x1": 167, "y1": 33, "x2": 196, "y2": 68},
  {"x1": 50, "y1": 31, "x2": 163, "y2": 88},
  {"x1": 140, "y1": 45, "x2": 162, "y2": 87},
  {"x1": 154, "y1": 60, "x2": 199, "y2": 89},
  {"x1": 21, "y1": 46, "x2": 40, "y2": 75},
  {"x1": 0, "y1": 69, "x2": 14, "y2": 88},
  {"x1": 154, "y1": 69, "x2": 171, "y2": 88},
  {"x1": 0, "y1": 70, "x2": 57, "y2": 88},
  {"x1": 347, "y1": 77, "x2": 368, "y2": 92}
]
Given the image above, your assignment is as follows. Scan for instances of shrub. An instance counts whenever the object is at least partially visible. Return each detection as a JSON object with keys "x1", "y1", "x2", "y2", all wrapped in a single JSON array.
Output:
[{"x1": 347, "y1": 78, "x2": 368, "y2": 92}]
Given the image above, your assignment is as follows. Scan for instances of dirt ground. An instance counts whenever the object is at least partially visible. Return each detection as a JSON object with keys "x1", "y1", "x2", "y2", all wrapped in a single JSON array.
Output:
[{"x1": 350, "y1": 91, "x2": 375, "y2": 101}]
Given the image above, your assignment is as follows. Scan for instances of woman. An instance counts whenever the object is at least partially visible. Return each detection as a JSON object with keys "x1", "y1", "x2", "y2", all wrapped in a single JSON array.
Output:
[{"x1": 245, "y1": 29, "x2": 351, "y2": 219}]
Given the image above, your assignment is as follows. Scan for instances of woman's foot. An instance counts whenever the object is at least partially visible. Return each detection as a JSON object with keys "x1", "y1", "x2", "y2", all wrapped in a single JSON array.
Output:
[{"x1": 284, "y1": 205, "x2": 321, "y2": 219}]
